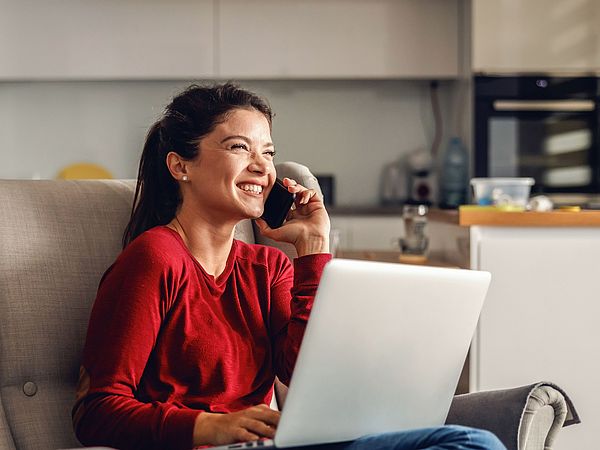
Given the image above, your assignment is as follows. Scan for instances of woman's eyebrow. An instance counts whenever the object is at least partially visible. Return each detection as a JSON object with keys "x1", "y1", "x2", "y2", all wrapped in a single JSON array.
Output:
[
  {"x1": 220, "y1": 135, "x2": 250, "y2": 144},
  {"x1": 220, "y1": 135, "x2": 274, "y2": 147}
]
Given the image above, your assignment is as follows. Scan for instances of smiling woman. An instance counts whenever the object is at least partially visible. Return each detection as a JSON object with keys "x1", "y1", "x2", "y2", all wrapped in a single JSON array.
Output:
[
  {"x1": 71, "y1": 83, "x2": 332, "y2": 450},
  {"x1": 71, "y1": 83, "x2": 505, "y2": 450}
]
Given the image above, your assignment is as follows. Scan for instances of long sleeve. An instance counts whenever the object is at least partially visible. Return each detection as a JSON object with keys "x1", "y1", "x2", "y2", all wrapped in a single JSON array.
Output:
[
  {"x1": 270, "y1": 253, "x2": 332, "y2": 385},
  {"x1": 73, "y1": 227, "x2": 330, "y2": 450},
  {"x1": 72, "y1": 236, "x2": 199, "y2": 450}
]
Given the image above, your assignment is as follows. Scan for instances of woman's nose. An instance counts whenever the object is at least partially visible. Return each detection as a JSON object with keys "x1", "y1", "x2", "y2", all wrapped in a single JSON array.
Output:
[{"x1": 248, "y1": 153, "x2": 271, "y2": 174}]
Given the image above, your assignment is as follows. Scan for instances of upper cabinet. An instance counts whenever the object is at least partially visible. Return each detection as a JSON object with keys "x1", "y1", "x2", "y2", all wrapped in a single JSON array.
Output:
[
  {"x1": 0, "y1": 0, "x2": 215, "y2": 80},
  {"x1": 472, "y1": 0, "x2": 600, "y2": 73},
  {"x1": 217, "y1": 0, "x2": 459, "y2": 79},
  {"x1": 0, "y1": 0, "x2": 459, "y2": 80}
]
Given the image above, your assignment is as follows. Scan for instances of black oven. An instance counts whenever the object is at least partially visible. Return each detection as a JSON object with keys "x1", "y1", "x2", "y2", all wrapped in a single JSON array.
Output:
[{"x1": 474, "y1": 76, "x2": 600, "y2": 194}]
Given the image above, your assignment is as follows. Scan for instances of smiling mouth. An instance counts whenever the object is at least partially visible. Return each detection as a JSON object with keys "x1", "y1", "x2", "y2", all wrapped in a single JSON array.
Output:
[{"x1": 237, "y1": 183, "x2": 264, "y2": 195}]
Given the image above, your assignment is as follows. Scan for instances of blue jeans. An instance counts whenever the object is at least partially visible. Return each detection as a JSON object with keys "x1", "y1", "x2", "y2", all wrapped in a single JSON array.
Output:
[{"x1": 287, "y1": 425, "x2": 506, "y2": 450}]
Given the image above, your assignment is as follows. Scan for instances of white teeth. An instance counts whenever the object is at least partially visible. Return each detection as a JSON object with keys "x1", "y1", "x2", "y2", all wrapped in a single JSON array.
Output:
[{"x1": 238, "y1": 184, "x2": 263, "y2": 194}]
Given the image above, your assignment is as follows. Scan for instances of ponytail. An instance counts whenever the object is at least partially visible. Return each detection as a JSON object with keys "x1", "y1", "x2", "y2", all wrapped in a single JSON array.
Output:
[{"x1": 122, "y1": 122, "x2": 179, "y2": 247}]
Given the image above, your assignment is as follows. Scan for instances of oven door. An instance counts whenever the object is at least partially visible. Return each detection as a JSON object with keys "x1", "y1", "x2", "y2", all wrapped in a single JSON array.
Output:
[{"x1": 475, "y1": 99, "x2": 600, "y2": 194}]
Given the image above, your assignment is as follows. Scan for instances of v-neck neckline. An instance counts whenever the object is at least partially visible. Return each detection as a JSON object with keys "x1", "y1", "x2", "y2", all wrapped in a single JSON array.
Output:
[{"x1": 162, "y1": 226, "x2": 237, "y2": 286}]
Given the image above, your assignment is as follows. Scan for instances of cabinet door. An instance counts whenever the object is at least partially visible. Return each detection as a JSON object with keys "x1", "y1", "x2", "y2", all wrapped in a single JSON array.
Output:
[
  {"x1": 330, "y1": 215, "x2": 404, "y2": 250},
  {"x1": 473, "y1": 0, "x2": 600, "y2": 72},
  {"x1": 470, "y1": 226, "x2": 600, "y2": 450},
  {"x1": 0, "y1": 0, "x2": 214, "y2": 79},
  {"x1": 217, "y1": 0, "x2": 458, "y2": 78}
]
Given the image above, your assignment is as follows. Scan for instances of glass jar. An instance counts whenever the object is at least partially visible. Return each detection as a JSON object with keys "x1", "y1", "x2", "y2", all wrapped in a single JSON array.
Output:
[{"x1": 399, "y1": 204, "x2": 429, "y2": 257}]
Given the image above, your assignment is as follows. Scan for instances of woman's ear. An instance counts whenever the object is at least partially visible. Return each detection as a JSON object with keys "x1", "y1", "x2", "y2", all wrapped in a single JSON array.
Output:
[{"x1": 166, "y1": 152, "x2": 189, "y2": 182}]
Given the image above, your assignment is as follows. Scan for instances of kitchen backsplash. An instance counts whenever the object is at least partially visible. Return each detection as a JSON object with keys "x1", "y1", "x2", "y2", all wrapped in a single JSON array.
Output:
[{"x1": 0, "y1": 79, "x2": 462, "y2": 205}]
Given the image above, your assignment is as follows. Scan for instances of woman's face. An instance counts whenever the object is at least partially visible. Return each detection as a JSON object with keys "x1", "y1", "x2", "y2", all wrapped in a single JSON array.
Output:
[{"x1": 182, "y1": 108, "x2": 276, "y2": 223}]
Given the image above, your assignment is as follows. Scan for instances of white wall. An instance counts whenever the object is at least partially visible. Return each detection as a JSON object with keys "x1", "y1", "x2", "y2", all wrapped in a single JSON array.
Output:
[{"x1": 0, "y1": 80, "x2": 460, "y2": 205}]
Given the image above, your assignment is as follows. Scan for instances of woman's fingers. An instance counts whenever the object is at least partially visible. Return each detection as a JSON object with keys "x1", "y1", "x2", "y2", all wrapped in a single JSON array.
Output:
[
  {"x1": 282, "y1": 177, "x2": 303, "y2": 194},
  {"x1": 249, "y1": 404, "x2": 281, "y2": 427},
  {"x1": 279, "y1": 178, "x2": 320, "y2": 209},
  {"x1": 282, "y1": 177, "x2": 297, "y2": 188},
  {"x1": 241, "y1": 418, "x2": 277, "y2": 439},
  {"x1": 281, "y1": 178, "x2": 320, "y2": 204},
  {"x1": 235, "y1": 429, "x2": 261, "y2": 442},
  {"x1": 298, "y1": 189, "x2": 316, "y2": 205},
  {"x1": 238, "y1": 406, "x2": 279, "y2": 439},
  {"x1": 198, "y1": 406, "x2": 280, "y2": 446}
]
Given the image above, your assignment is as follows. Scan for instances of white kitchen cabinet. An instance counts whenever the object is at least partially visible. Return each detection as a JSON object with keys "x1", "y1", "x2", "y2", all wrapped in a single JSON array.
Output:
[
  {"x1": 473, "y1": 0, "x2": 600, "y2": 73},
  {"x1": 0, "y1": 0, "x2": 215, "y2": 79},
  {"x1": 0, "y1": 0, "x2": 459, "y2": 80},
  {"x1": 470, "y1": 226, "x2": 600, "y2": 450},
  {"x1": 330, "y1": 213, "x2": 467, "y2": 256},
  {"x1": 330, "y1": 215, "x2": 404, "y2": 251},
  {"x1": 217, "y1": 0, "x2": 459, "y2": 79}
]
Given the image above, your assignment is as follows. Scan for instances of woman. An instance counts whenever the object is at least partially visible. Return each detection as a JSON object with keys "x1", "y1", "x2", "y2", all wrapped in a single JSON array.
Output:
[{"x1": 73, "y1": 83, "x2": 505, "y2": 450}]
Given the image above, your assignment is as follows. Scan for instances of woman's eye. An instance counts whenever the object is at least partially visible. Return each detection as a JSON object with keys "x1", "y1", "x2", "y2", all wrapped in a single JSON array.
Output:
[
  {"x1": 264, "y1": 150, "x2": 277, "y2": 158},
  {"x1": 231, "y1": 143, "x2": 249, "y2": 151}
]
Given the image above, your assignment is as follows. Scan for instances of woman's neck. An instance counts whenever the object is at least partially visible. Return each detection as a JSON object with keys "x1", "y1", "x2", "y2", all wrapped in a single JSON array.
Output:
[{"x1": 169, "y1": 211, "x2": 236, "y2": 278}]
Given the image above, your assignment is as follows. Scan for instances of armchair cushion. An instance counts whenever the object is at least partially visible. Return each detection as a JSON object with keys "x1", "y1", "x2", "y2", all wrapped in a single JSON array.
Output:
[{"x1": 0, "y1": 179, "x2": 135, "y2": 450}]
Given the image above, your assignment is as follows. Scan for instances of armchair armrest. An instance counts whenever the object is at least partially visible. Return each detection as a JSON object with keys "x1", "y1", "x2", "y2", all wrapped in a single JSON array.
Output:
[{"x1": 445, "y1": 382, "x2": 580, "y2": 450}]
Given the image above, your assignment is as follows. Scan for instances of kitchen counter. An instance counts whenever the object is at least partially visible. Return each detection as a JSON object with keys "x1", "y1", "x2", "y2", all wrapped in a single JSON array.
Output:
[
  {"x1": 335, "y1": 249, "x2": 462, "y2": 268},
  {"x1": 459, "y1": 208, "x2": 600, "y2": 227},
  {"x1": 328, "y1": 205, "x2": 600, "y2": 227},
  {"x1": 328, "y1": 206, "x2": 460, "y2": 224}
]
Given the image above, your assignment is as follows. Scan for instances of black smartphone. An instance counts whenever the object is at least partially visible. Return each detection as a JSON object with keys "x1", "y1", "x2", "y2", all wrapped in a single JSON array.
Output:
[{"x1": 261, "y1": 178, "x2": 296, "y2": 229}]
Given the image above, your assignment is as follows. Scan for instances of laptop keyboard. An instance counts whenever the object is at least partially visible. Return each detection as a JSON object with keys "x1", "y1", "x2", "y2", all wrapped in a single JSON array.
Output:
[{"x1": 227, "y1": 439, "x2": 274, "y2": 448}]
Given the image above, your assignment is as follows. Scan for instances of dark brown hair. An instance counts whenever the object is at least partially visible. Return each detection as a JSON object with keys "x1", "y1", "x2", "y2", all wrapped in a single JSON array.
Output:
[{"x1": 122, "y1": 83, "x2": 273, "y2": 248}]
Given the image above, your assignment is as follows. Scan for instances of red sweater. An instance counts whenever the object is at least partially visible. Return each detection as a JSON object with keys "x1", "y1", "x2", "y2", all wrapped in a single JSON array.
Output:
[{"x1": 73, "y1": 226, "x2": 331, "y2": 450}]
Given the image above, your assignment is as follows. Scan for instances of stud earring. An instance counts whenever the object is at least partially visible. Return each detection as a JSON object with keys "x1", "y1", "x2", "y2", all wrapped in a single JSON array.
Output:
[{"x1": 182, "y1": 175, "x2": 189, "y2": 182}]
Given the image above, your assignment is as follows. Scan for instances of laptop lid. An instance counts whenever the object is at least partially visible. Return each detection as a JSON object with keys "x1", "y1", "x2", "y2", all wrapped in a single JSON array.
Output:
[{"x1": 274, "y1": 259, "x2": 491, "y2": 448}]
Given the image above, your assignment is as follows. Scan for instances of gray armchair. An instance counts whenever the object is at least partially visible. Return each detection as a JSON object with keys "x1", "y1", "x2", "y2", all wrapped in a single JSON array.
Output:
[{"x1": 0, "y1": 162, "x2": 579, "y2": 450}]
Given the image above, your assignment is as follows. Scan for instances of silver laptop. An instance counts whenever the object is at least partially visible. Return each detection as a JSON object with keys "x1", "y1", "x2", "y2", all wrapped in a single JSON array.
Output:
[{"x1": 212, "y1": 259, "x2": 491, "y2": 449}]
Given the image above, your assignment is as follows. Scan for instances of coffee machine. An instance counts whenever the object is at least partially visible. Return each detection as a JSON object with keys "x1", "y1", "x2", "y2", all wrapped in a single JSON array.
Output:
[
  {"x1": 405, "y1": 148, "x2": 435, "y2": 205},
  {"x1": 380, "y1": 148, "x2": 435, "y2": 206}
]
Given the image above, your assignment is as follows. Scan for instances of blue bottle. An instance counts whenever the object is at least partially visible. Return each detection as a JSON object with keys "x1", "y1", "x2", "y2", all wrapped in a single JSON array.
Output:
[{"x1": 439, "y1": 137, "x2": 469, "y2": 209}]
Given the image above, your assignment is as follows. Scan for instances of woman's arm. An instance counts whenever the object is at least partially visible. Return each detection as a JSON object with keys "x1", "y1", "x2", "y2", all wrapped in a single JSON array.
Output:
[
  {"x1": 73, "y1": 237, "x2": 198, "y2": 450},
  {"x1": 257, "y1": 178, "x2": 332, "y2": 384},
  {"x1": 268, "y1": 252, "x2": 332, "y2": 385}
]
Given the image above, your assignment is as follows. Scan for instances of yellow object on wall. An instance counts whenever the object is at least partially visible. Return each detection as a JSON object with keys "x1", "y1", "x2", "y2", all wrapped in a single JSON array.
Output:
[{"x1": 57, "y1": 163, "x2": 113, "y2": 180}]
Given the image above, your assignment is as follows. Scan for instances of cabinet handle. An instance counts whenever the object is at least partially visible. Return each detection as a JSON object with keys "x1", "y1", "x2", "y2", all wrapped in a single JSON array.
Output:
[{"x1": 493, "y1": 100, "x2": 595, "y2": 112}]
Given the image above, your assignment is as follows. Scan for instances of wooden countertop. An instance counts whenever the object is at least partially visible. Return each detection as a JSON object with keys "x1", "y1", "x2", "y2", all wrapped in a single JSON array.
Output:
[
  {"x1": 459, "y1": 208, "x2": 600, "y2": 227},
  {"x1": 335, "y1": 250, "x2": 465, "y2": 269},
  {"x1": 327, "y1": 205, "x2": 600, "y2": 227},
  {"x1": 328, "y1": 206, "x2": 460, "y2": 224}
]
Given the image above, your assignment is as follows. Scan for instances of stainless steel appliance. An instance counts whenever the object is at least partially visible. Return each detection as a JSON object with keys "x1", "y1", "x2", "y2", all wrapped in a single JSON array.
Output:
[{"x1": 474, "y1": 76, "x2": 600, "y2": 195}]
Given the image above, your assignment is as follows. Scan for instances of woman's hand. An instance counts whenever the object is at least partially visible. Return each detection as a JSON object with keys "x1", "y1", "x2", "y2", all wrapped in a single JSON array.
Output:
[
  {"x1": 256, "y1": 178, "x2": 331, "y2": 257},
  {"x1": 193, "y1": 404, "x2": 280, "y2": 446}
]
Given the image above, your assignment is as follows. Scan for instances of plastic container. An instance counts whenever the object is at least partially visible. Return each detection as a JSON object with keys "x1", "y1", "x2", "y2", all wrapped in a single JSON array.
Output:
[
  {"x1": 439, "y1": 137, "x2": 469, "y2": 209},
  {"x1": 470, "y1": 178, "x2": 535, "y2": 207}
]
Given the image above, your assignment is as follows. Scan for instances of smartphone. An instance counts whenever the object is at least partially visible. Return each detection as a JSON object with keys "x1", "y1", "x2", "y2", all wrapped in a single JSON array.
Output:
[{"x1": 261, "y1": 178, "x2": 296, "y2": 228}]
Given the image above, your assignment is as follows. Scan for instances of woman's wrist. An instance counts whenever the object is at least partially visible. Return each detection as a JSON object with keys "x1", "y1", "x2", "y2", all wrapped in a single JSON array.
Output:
[
  {"x1": 295, "y1": 234, "x2": 330, "y2": 257},
  {"x1": 193, "y1": 412, "x2": 217, "y2": 446}
]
